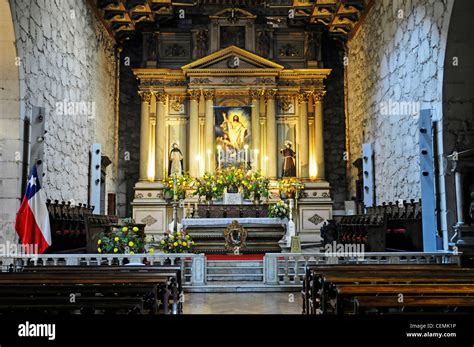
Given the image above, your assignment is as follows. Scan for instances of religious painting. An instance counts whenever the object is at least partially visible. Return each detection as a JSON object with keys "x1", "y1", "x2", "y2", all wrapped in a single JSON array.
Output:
[
  {"x1": 220, "y1": 26, "x2": 245, "y2": 49},
  {"x1": 215, "y1": 106, "x2": 251, "y2": 168}
]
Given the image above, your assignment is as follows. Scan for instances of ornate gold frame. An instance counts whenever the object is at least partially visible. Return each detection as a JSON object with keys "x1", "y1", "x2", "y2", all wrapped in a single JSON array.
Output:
[{"x1": 224, "y1": 220, "x2": 248, "y2": 252}]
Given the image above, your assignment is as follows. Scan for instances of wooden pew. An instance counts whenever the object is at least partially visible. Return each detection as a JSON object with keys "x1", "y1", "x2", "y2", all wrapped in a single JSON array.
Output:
[
  {"x1": 321, "y1": 272, "x2": 474, "y2": 314},
  {"x1": 22, "y1": 265, "x2": 183, "y2": 313},
  {"x1": 354, "y1": 296, "x2": 474, "y2": 314},
  {"x1": 0, "y1": 267, "x2": 182, "y2": 315},
  {"x1": 335, "y1": 284, "x2": 474, "y2": 314},
  {"x1": 302, "y1": 264, "x2": 462, "y2": 314}
]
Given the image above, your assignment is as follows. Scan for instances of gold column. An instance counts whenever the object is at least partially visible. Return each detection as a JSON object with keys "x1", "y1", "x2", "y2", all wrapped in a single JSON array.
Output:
[
  {"x1": 203, "y1": 89, "x2": 215, "y2": 173},
  {"x1": 249, "y1": 89, "x2": 261, "y2": 171},
  {"x1": 298, "y1": 91, "x2": 310, "y2": 179},
  {"x1": 313, "y1": 89, "x2": 326, "y2": 180},
  {"x1": 265, "y1": 89, "x2": 277, "y2": 178},
  {"x1": 155, "y1": 90, "x2": 167, "y2": 181},
  {"x1": 139, "y1": 91, "x2": 152, "y2": 180},
  {"x1": 188, "y1": 90, "x2": 201, "y2": 177}
]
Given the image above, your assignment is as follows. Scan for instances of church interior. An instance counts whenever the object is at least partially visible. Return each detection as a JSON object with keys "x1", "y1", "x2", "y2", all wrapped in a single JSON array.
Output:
[{"x1": 0, "y1": 0, "x2": 474, "y2": 342}]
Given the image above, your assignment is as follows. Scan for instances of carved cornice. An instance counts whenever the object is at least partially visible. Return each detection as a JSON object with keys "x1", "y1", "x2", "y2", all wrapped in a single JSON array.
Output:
[
  {"x1": 297, "y1": 92, "x2": 311, "y2": 104},
  {"x1": 154, "y1": 90, "x2": 167, "y2": 103},
  {"x1": 188, "y1": 89, "x2": 202, "y2": 101},
  {"x1": 139, "y1": 91, "x2": 153, "y2": 103},
  {"x1": 311, "y1": 89, "x2": 327, "y2": 103},
  {"x1": 264, "y1": 89, "x2": 277, "y2": 101},
  {"x1": 249, "y1": 89, "x2": 262, "y2": 101},
  {"x1": 203, "y1": 89, "x2": 215, "y2": 101}
]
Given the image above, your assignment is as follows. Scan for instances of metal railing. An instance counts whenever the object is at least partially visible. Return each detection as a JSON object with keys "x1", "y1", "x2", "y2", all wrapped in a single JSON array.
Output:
[{"x1": 263, "y1": 252, "x2": 461, "y2": 285}]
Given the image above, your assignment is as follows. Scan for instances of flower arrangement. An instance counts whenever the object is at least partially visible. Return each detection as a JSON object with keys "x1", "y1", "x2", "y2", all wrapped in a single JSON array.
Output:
[
  {"x1": 242, "y1": 170, "x2": 270, "y2": 201},
  {"x1": 278, "y1": 177, "x2": 304, "y2": 199},
  {"x1": 159, "y1": 230, "x2": 195, "y2": 253},
  {"x1": 163, "y1": 173, "x2": 193, "y2": 200},
  {"x1": 268, "y1": 201, "x2": 290, "y2": 219},
  {"x1": 193, "y1": 172, "x2": 224, "y2": 201},
  {"x1": 97, "y1": 225, "x2": 146, "y2": 254},
  {"x1": 216, "y1": 165, "x2": 246, "y2": 193}
]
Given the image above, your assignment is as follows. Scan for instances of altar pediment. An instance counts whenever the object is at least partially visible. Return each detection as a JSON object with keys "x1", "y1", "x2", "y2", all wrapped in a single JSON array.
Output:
[{"x1": 181, "y1": 45, "x2": 284, "y2": 73}]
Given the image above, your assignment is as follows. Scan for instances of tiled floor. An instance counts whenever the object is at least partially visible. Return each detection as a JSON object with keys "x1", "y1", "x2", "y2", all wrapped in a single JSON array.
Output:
[{"x1": 183, "y1": 292, "x2": 302, "y2": 314}]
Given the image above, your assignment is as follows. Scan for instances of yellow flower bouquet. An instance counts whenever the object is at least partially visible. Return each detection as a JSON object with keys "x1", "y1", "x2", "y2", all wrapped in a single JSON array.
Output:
[{"x1": 96, "y1": 225, "x2": 145, "y2": 254}]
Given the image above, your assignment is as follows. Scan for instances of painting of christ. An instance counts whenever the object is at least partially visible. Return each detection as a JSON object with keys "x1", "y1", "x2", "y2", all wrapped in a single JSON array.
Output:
[{"x1": 215, "y1": 106, "x2": 251, "y2": 167}]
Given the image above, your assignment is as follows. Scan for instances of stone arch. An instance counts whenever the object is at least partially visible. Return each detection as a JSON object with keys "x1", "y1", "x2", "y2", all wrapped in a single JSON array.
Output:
[
  {"x1": 0, "y1": 0, "x2": 22, "y2": 243},
  {"x1": 442, "y1": 0, "x2": 474, "y2": 240}
]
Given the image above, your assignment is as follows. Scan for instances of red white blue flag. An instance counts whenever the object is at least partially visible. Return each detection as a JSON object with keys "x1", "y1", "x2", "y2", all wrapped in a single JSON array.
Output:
[{"x1": 15, "y1": 165, "x2": 51, "y2": 254}]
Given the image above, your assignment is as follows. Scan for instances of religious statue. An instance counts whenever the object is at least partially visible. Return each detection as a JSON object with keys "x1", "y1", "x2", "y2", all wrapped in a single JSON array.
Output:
[
  {"x1": 195, "y1": 28, "x2": 208, "y2": 58},
  {"x1": 257, "y1": 30, "x2": 271, "y2": 57},
  {"x1": 280, "y1": 141, "x2": 296, "y2": 177},
  {"x1": 304, "y1": 31, "x2": 317, "y2": 61},
  {"x1": 219, "y1": 112, "x2": 248, "y2": 151},
  {"x1": 168, "y1": 143, "x2": 183, "y2": 177},
  {"x1": 145, "y1": 32, "x2": 158, "y2": 62}
]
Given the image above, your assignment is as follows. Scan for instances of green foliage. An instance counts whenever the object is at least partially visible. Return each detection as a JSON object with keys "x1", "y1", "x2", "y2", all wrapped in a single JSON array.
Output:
[
  {"x1": 278, "y1": 177, "x2": 304, "y2": 198},
  {"x1": 159, "y1": 230, "x2": 195, "y2": 253},
  {"x1": 242, "y1": 170, "x2": 270, "y2": 200},
  {"x1": 97, "y1": 226, "x2": 145, "y2": 254},
  {"x1": 163, "y1": 173, "x2": 193, "y2": 199},
  {"x1": 268, "y1": 201, "x2": 290, "y2": 219}
]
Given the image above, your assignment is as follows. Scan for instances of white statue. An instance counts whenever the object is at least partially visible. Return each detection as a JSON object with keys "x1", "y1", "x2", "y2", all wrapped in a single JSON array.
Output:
[{"x1": 168, "y1": 142, "x2": 183, "y2": 177}]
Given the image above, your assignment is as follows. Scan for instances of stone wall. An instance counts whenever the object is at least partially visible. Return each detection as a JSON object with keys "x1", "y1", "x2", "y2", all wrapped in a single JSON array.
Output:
[
  {"x1": 0, "y1": 0, "x2": 118, "y2": 243},
  {"x1": 346, "y1": 0, "x2": 453, "y2": 204},
  {"x1": 322, "y1": 36, "x2": 347, "y2": 212}
]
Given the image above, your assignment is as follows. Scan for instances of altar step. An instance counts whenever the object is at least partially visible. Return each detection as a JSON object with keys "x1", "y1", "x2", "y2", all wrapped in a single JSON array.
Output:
[
  {"x1": 184, "y1": 282, "x2": 299, "y2": 293},
  {"x1": 206, "y1": 260, "x2": 264, "y2": 282}
]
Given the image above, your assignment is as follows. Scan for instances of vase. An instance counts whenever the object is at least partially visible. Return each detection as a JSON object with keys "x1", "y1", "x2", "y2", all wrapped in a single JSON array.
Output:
[
  {"x1": 164, "y1": 190, "x2": 173, "y2": 201},
  {"x1": 253, "y1": 194, "x2": 261, "y2": 205},
  {"x1": 227, "y1": 186, "x2": 238, "y2": 194},
  {"x1": 205, "y1": 195, "x2": 213, "y2": 205}
]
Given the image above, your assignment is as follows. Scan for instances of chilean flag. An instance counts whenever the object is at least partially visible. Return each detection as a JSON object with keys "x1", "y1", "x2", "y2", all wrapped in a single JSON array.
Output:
[{"x1": 15, "y1": 165, "x2": 52, "y2": 254}]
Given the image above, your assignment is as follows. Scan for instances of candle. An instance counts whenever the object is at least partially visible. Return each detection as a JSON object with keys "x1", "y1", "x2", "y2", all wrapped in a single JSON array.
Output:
[
  {"x1": 173, "y1": 174, "x2": 178, "y2": 201},
  {"x1": 264, "y1": 156, "x2": 269, "y2": 176},
  {"x1": 244, "y1": 144, "x2": 248, "y2": 165},
  {"x1": 207, "y1": 149, "x2": 211, "y2": 172},
  {"x1": 217, "y1": 145, "x2": 222, "y2": 169},
  {"x1": 254, "y1": 149, "x2": 259, "y2": 170},
  {"x1": 196, "y1": 155, "x2": 201, "y2": 176}
]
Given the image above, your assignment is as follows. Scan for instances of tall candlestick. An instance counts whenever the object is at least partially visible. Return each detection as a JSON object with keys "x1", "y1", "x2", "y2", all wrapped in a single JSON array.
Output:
[
  {"x1": 254, "y1": 149, "x2": 259, "y2": 171},
  {"x1": 207, "y1": 149, "x2": 211, "y2": 172},
  {"x1": 244, "y1": 144, "x2": 249, "y2": 167},
  {"x1": 173, "y1": 174, "x2": 178, "y2": 201},
  {"x1": 196, "y1": 155, "x2": 201, "y2": 176},
  {"x1": 217, "y1": 145, "x2": 222, "y2": 169}
]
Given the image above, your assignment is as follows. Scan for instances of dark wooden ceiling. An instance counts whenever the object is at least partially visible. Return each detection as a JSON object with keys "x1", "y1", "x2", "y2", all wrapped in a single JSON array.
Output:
[{"x1": 89, "y1": 0, "x2": 371, "y2": 41}]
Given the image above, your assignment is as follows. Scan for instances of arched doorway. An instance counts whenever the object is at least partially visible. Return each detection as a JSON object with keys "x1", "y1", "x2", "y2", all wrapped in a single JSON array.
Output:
[
  {"x1": 442, "y1": 0, "x2": 474, "y2": 243},
  {"x1": 0, "y1": 0, "x2": 22, "y2": 244}
]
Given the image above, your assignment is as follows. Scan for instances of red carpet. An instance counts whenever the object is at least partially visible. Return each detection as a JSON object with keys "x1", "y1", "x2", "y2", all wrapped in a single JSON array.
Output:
[{"x1": 206, "y1": 254, "x2": 264, "y2": 261}]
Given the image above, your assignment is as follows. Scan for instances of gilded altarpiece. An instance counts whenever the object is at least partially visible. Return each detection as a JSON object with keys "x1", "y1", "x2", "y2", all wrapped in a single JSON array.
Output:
[{"x1": 132, "y1": 45, "x2": 332, "y2": 242}]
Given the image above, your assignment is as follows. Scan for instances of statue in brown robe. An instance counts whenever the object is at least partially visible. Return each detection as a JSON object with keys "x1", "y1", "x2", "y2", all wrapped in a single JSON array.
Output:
[{"x1": 281, "y1": 141, "x2": 296, "y2": 177}]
